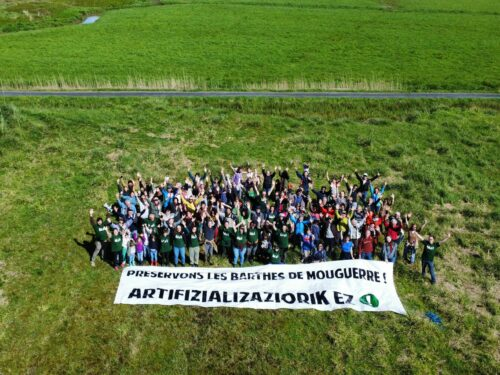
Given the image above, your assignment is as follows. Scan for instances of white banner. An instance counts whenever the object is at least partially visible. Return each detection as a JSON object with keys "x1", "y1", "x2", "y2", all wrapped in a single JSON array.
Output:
[{"x1": 114, "y1": 260, "x2": 406, "y2": 314}]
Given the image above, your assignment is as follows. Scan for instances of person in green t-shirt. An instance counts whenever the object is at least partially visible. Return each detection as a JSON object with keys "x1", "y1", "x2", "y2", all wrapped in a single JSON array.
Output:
[
  {"x1": 142, "y1": 213, "x2": 160, "y2": 237},
  {"x1": 273, "y1": 223, "x2": 290, "y2": 264},
  {"x1": 173, "y1": 225, "x2": 187, "y2": 266},
  {"x1": 110, "y1": 227, "x2": 123, "y2": 270},
  {"x1": 233, "y1": 224, "x2": 247, "y2": 267},
  {"x1": 89, "y1": 209, "x2": 111, "y2": 267},
  {"x1": 268, "y1": 247, "x2": 282, "y2": 264},
  {"x1": 219, "y1": 220, "x2": 234, "y2": 259},
  {"x1": 247, "y1": 221, "x2": 260, "y2": 264},
  {"x1": 188, "y1": 226, "x2": 201, "y2": 267},
  {"x1": 421, "y1": 233, "x2": 451, "y2": 284},
  {"x1": 160, "y1": 228, "x2": 172, "y2": 266}
]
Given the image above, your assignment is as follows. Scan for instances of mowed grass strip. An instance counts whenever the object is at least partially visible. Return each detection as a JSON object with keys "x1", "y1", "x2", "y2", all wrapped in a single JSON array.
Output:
[
  {"x1": 0, "y1": 97, "x2": 498, "y2": 373},
  {"x1": 0, "y1": 1, "x2": 498, "y2": 91}
]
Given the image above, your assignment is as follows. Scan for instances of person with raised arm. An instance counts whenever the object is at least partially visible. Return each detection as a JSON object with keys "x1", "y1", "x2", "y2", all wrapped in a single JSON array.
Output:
[
  {"x1": 421, "y1": 233, "x2": 452, "y2": 284},
  {"x1": 354, "y1": 169, "x2": 380, "y2": 204},
  {"x1": 89, "y1": 208, "x2": 110, "y2": 267},
  {"x1": 403, "y1": 213, "x2": 427, "y2": 264}
]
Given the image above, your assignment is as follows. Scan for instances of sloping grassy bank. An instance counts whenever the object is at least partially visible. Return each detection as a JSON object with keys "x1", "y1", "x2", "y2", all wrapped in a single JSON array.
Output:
[{"x1": 0, "y1": 97, "x2": 498, "y2": 373}]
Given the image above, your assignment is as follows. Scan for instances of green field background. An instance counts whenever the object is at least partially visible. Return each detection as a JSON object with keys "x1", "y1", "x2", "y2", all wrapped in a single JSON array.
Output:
[{"x1": 0, "y1": 0, "x2": 498, "y2": 90}]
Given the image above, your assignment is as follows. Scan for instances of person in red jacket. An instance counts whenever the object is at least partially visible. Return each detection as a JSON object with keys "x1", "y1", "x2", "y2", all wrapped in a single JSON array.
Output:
[
  {"x1": 358, "y1": 229, "x2": 377, "y2": 260},
  {"x1": 384, "y1": 215, "x2": 403, "y2": 252}
]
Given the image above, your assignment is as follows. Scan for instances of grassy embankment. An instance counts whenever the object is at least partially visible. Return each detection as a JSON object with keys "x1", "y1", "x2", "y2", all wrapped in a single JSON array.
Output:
[{"x1": 0, "y1": 97, "x2": 498, "y2": 373}]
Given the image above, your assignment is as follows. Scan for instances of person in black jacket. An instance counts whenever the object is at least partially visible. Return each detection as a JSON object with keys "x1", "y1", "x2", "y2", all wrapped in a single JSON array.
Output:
[
  {"x1": 262, "y1": 164, "x2": 276, "y2": 194},
  {"x1": 354, "y1": 169, "x2": 380, "y2": 204}
]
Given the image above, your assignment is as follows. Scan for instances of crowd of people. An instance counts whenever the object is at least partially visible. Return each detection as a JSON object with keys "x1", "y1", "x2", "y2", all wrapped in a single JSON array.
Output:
[{"x1": 89, "y1": 163, "x2": 451, "y2": 284}]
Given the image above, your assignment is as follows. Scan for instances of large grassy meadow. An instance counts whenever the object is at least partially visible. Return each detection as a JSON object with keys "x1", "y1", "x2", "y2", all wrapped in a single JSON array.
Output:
[
  {"x1": 0, "y1": 0, "x2": 498, "y2": 91},
  {"x1": 0, "y1": 97, "x2": 498, "y2": 373}
]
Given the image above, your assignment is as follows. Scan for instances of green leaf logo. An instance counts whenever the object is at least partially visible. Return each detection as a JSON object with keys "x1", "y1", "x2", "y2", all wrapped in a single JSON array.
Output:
[{"x1": 359, "y1": 294, "x2": 380, "y2": 308}]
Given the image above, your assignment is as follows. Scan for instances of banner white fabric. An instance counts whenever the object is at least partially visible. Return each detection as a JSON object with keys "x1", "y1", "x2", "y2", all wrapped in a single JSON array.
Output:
[{"x1": 114, "y1": 260, "x2": 406, "y2": 314}]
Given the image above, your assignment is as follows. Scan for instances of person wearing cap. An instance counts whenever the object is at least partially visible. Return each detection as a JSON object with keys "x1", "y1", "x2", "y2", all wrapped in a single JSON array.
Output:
[
  {"x1": 354, "y1": 169, "x2": 380, "y2": 204},
  {"x1": 148, "y1": 196, "x2": 162, "y2": 218}
]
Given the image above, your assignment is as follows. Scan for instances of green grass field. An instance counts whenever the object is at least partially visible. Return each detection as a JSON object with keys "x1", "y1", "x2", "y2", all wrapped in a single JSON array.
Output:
[
  {"x1": 0, "y1": 0, "x2": 498, "y2": 91},
  {"x1": 0, "y1": 97, "x2": 498, "y2": 373}
]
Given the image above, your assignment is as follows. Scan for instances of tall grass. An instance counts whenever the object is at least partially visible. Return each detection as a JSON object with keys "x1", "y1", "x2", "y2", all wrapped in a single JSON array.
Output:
[{"x1": 0, "y1": 75, "x2": 403, "y2": 91}]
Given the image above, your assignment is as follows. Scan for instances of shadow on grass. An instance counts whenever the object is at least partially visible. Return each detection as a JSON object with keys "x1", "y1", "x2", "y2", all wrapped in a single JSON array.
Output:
[{"x1": 73, "y1": 234, "x2": 114, "y2": 268}]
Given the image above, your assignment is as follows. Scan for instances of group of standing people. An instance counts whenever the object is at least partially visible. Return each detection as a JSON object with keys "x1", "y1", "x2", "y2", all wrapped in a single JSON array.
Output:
[{"x1": 89, "y1": 163, "x2": 451, "y2": 284}]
